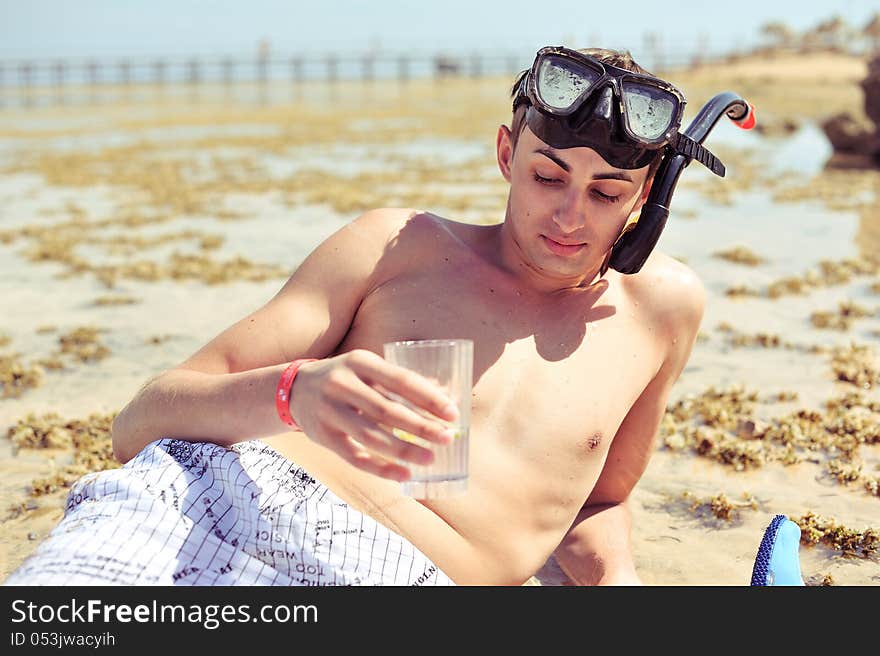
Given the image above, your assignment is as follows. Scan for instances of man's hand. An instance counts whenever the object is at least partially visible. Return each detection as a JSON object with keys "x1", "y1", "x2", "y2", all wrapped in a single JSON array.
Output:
[{"x1": 289, "y1": 349, "x2": 460, "y2": 482}]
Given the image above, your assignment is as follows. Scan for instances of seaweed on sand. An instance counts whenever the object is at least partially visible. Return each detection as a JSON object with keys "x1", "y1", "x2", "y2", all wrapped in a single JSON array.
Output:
[{"x1": 6, "y1": 411, "x2": 119, "y2": 497}]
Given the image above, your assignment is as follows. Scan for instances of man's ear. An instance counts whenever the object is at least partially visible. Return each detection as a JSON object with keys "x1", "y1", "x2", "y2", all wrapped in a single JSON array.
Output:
[
  {"x1": 633, "y1": 173, "x2": 654, "y2": 213},
  {"x1": 496, "y1": 124, "x2": 514, "y2": 183}
]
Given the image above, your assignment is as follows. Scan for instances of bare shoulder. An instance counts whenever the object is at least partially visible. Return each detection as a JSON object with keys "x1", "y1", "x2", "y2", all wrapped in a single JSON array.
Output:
[
  {"x1": 620, "y1": 250, "x2": 706, "y2": 337},
  {"x1": 325, "y1": 207, "x2": 467, "y2": 299},
  {"x1": 325, "y1": 207, "x2": 432, "y2": 277},
  {"x1": 350, "y1": 207, "x2": 453, "y2": 248},
  {"x1": 344, "y1": 206, "x2": 419, "y2": 244},
  {"x1": 360, "y1": 208, "x2": 473, "y2": 266}
]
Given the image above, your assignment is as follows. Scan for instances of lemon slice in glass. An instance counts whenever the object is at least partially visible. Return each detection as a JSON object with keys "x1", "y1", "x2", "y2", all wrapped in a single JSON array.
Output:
[
  {"x1": 392, "y1": 427, "x2": 462, "y2": 443},
  {"x1": 392, "y1": 428, "x2": 422, "y2": 444}
]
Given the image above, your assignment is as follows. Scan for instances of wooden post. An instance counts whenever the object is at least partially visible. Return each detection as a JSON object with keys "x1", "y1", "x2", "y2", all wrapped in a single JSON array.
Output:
[
  {"x1": 326, "y1": 55, "x2": 338, "y2": 82},
  {"x1": 471, "y1": 53, "x2": 482, "y2": 78},
  {"x1": 398, "y1": 55, "x2": 409, "y2": 82},
  {"x1": 53, "y1": 60, "x2": 65, "y2": 86},
  {"x1": 118, "y1": 59, "x2": 131, "y2": 85},
  {"x1": 19, "y1": 61, "x2": 32, "y2": 88},
  {"x1": 87, "y1": 60, "x2": 99, "y2": 85},
  {"x1": 256, "y1": 54, "x2": 268, "y2": 106},
  {"x1": 222, "y1": 57, "x2": 234, "y2": 86},
  {"x1": 655, "y1": 34, "x2": 666, "y2": 72},
  {"x1": 185, "y1": 58, "x2": 200, "y2": 103},
  {"x1": 153, "y1": 59, "x2": 166, "y2": 86},
  {"x1": 86, "y1": 60, "x2": 99, "y2": 104},
  {"x1": 363, "y1": 55, "x2": 374, "y2": 81},
  {"x1": 53, "y1": 60, "x2": 65, "y2": 106},
  {"x1": 289, "y1": 56, "x2": 303, "y2": 83},
  {"x1": 17, "y1": 62, "x2": 30, "y2": 106},
  {"x1": 187, "y1": 58, "x2": 200, "y2": 84},
  {"x1": 692, "y1": 33, "x2": 709, "y2": 68},
  {"x1": 257, "y1": 38, "x2": 270, "y2": 92}
]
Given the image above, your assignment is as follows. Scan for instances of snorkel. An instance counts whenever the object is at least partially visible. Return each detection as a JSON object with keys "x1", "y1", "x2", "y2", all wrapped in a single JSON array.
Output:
[{"x1": 609, "y1": 92, "x2": 756, "y2": 274}]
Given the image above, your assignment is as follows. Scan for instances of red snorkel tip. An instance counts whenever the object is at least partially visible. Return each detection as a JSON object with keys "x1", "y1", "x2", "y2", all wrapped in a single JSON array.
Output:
[{"x1": 734, "y1": 102, "x2": 756, "y2": 130}]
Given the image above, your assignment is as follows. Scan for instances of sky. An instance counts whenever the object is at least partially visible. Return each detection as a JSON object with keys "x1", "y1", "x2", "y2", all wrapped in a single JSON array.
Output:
[{"x1": 0, "y1": 0, "x2": 876, "y2": 61}]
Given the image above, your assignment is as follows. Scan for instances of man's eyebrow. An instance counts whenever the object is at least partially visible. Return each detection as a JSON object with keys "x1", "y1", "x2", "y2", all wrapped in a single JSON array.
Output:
[
  {"x1": 592, "y1": 171, "x2": 634, "y2": 182},
  {"x1": 534, "y1": 147, "x2": 570, "y2": 172}
]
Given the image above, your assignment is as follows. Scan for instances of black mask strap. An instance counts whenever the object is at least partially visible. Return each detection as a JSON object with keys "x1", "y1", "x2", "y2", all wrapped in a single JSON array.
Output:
[{"x1": 674, "y1": 133, "x2": 725, "y2": 177}]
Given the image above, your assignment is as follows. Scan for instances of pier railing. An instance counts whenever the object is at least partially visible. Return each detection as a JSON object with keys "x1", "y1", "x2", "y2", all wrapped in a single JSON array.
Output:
[{"x1": 0, "y1": 47, "x2": 710, "y2": 108}]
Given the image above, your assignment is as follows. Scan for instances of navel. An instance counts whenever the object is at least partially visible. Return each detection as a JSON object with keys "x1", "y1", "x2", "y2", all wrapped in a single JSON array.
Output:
[{"x1": 584, "y1": 432, "x2": 603, "y2": 451}]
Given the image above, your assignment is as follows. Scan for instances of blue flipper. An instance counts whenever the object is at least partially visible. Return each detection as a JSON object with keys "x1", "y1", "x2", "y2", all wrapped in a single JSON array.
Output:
[{"x1": 750, "y1": 514, "x2": 805, "y2": 586}]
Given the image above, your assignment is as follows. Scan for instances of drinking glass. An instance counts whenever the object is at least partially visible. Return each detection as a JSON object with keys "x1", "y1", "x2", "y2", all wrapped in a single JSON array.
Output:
[{"x1": 382, "y1": 339, "x2": 473, "y2": 498}]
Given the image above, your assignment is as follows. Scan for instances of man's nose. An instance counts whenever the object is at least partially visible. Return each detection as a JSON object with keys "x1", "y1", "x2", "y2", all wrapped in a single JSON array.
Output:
[{"x1": 553, "y1": 188, "x2": 587, "y2": 234}]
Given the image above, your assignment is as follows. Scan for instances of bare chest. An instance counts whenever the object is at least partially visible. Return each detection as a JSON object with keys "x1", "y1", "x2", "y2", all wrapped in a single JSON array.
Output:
[{"x1": 337, "y1": 258, "x2": 662, "y2": 477}]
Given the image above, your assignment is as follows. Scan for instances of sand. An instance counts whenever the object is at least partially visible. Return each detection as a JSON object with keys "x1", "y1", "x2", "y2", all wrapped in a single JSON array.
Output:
[{"x1": 1, "y1": 51, "x2": 878, "y2": 586}]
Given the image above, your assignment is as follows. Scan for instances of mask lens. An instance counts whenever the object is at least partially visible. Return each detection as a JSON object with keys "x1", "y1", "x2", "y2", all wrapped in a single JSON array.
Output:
[
  {"x1": 622, "y1": 81, "x2": 677, "y2": 140},
  {"x1": 536, "y1": 55, "x2": 602, "y2": 111}
]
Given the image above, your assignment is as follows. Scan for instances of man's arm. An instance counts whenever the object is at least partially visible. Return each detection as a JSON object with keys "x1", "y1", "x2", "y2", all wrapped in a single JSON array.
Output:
[
  {"x1": 112, "y1": 210, "x2": 458, "y2": 468},
  {"x1": 553, "y1": 256, "x2": 706, "y2": 585}
]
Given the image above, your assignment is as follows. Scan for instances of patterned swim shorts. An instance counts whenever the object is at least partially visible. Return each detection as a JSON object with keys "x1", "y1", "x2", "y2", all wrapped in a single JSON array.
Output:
[{"x1": 4, "y1": 439, "x2": 455, "y2": 586}]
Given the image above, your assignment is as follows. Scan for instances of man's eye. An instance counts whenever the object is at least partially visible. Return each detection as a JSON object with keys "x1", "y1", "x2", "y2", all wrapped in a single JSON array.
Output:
[
  {"x1": 534, "y1": 173, "x2": 560, "y2": 185},
  {"x1": 593, "y1": 190, "x2": 621, "y2": 203}
]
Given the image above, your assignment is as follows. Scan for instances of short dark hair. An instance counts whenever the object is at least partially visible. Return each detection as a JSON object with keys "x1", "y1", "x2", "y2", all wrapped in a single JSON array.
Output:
[{"x1": 509, "y1": 47, "x2": 665, "y2": 181}]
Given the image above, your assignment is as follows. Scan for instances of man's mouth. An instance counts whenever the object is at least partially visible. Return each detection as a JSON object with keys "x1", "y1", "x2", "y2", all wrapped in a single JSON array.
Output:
[{"x1": 542, "y1": 235, "x2": 586, "y2": 257}]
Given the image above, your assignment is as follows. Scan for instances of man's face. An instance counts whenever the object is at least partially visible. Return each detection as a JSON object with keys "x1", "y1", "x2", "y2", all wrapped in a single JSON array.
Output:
[{"x1": 496, "y1": 123, "x2": 652, "y2": 287}]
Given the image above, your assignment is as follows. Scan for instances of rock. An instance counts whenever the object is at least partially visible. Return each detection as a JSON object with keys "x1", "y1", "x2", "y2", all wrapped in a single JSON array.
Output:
[
  {"x1": 825, "y1": 152, "x2": 880, "y2": 169},
  {"x1": 821, "y1": 113, "x2": 878, "y2": 155},
  {"x1": 862, "y1": 81, "x2": 880, "y2": 126},
  {"x1": 824, "y1": 54, "x2": 880, "y2": 167}
]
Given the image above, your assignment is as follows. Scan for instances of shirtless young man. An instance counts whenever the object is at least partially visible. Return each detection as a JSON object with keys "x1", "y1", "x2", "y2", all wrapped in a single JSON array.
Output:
[{"x1": 7, "y1": 47, "x2": 706, "y2": 587}]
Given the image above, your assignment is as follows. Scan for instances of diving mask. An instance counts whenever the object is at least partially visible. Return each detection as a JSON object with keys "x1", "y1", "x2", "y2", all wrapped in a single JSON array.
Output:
[{"x1": 514, "y1": 46, "x2": 722, "y2": 174}]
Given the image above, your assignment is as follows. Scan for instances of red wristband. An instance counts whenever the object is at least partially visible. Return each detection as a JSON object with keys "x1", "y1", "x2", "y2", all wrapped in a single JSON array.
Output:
[{"x1": 276, "y1": 359, "x2": 318, "y2": 430}]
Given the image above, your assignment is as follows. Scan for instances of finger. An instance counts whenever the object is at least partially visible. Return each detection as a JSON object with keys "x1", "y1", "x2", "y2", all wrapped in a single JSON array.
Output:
[
  {"x1": 348, "y1": 353, "x2": 460, "y2": 424},
  {"x1": 351, "y1": 382, "x2": 457, "y2": 446},
  {"x1": 334, "y1": 406, "x2": 435, "y2": 466},
  {"x1": 334, "y1": 433, "x2": 412, "y2": 482}
]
